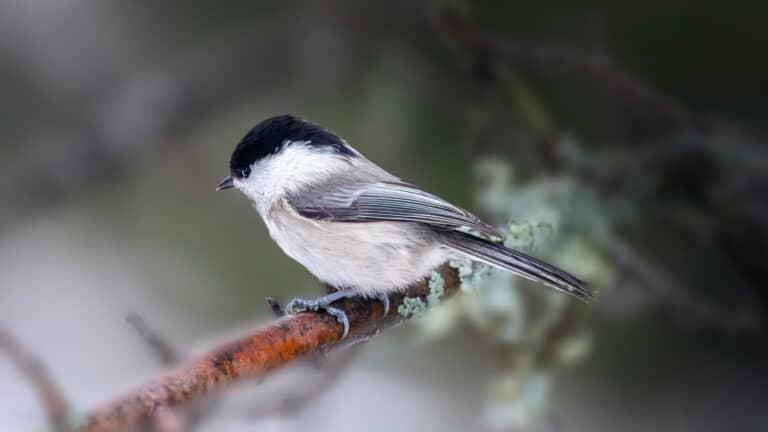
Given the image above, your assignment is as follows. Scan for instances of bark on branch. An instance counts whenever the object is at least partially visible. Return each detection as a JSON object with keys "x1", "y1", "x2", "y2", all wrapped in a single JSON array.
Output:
[{"x1": 82, "y1": 264, "x2": 460, "y2": 432}]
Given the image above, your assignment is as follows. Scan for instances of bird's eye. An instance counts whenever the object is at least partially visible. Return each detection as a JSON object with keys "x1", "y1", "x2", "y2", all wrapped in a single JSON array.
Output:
[{"x1": 239, "y1": 167, "x2": 251, "y2": 179}]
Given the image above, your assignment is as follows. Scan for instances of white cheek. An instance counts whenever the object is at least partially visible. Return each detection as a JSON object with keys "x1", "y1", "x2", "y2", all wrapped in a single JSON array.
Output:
[{"x1": 234, "y1": 143, "x2": 351, "y2": 210}]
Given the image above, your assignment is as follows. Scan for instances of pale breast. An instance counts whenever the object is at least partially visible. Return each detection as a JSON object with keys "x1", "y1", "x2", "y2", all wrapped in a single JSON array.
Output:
[{"x1": 262, "y1": 199, "x2": 447, "y2": 296}]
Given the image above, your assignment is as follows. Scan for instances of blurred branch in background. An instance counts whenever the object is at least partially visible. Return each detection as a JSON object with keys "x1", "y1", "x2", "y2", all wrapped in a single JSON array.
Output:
[
  {"x1": 126, "y1": 314, "x2": 180, "y2": 366},
  {"x1": 437, "y1": 3, "x2": 698, "y2": 132},
  {"x1": 605, "y1": 240, "x2": 760, "y2": 334},
  {"x1": 0, "y1": 324, "x2": 71, "y2": 432},
  {"x1": 492, "y1": 39, "x2": 696, "y2": 129}
]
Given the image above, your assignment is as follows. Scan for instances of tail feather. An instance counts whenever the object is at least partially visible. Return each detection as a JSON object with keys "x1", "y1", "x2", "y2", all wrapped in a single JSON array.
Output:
[{"x1": 441, "y1": 230, "x2": 591, "y2": 300}]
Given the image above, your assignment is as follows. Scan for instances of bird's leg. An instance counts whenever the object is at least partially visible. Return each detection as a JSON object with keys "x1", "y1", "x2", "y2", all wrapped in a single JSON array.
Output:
[
  {"x1": 285, "y1": 288, "x2": 357, "y2": 338},
  {"x1": 325, "y1": 283, "x2": 388, "y2": 314}
]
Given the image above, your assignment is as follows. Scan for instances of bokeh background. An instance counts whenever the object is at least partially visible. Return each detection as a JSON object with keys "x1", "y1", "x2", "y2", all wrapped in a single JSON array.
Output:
[{"x1": 1, "y1": 1, "x2": 767, "y2": 431}]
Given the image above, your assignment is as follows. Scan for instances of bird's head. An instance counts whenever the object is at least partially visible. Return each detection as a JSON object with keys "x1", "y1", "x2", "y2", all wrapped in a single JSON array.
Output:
[{"x1": 217, "y1": 114, "x2": 357, "y2": 206}]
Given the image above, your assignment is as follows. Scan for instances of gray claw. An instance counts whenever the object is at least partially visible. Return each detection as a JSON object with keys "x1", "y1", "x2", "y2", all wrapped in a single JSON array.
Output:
[
  {"x1": 323, "y1": 306, "x2": 350, "y2": 338},
  {"x1": 375, "y1": 293, "x2": 390, "y2": 316}
]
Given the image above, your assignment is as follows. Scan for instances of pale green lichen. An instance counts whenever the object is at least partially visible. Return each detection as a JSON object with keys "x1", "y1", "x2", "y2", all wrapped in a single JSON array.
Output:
[
  {"x1": 426, "y1": 270, "x2": 444, "y2": 307},
  {"x1": 449, "y1": 258, "x2": 492, "y2": 291},
  {"x1": 505, "y1": 221, "x2": 556, "y2": 254},
  {"x1": 449, "y1": 257, "x2": 473, "y2": 280},
  {"x1": 398, "y1": 271, "x2": 446, "y2": 318},
  {"x1": 398, "y1": 296, "x2": 428, "y2": 318}
]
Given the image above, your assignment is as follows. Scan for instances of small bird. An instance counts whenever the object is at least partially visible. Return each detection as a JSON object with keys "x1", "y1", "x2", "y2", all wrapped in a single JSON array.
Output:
[{"x1": 218, "y1": 114, "x2": 589, "y2": 336}]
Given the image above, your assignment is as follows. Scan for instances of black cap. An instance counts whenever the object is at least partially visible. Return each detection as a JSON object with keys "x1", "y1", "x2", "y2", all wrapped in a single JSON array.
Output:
[{"x1": 228, "y1": 114, "x2": 355, "y2": 177}]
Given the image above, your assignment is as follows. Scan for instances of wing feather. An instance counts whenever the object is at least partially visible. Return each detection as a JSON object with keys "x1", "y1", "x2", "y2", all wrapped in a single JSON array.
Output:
[{"x1": 290, "y1": 181, "x2": 502, "y2": 239}]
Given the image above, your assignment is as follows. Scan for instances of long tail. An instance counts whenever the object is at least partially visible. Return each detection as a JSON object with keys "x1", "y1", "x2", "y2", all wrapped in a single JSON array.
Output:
[{"x1": 441, "y1": 230, "x2": 591, "y2": 300}]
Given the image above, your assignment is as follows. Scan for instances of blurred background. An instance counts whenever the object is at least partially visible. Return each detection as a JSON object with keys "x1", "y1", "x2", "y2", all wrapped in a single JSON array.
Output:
[{"x1": 1, "y1": 1, "x2": 767, "y2": 431}]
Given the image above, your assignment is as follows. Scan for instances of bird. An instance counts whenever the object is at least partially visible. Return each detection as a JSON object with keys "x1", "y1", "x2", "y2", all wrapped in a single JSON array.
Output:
[{"x1": 217, "y1": 114, "x2": 589, "y2": 336}]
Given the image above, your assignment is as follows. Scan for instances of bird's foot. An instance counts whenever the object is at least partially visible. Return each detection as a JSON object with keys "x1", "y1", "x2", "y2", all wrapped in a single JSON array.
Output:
[{"x1": 285, "y1": 288, "x2": 357, "y2": 338}]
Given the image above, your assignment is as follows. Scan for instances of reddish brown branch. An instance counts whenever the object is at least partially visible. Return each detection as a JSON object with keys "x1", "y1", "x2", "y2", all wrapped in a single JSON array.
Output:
[
  {"x1": 82, "y1": 265, "x2": 460, "y2": 432},
  {"x1": 248, "y1": 344, "x2": 364, "y2": 419},
  {"x1": 0, "y1": 324, "x2": 71, "y2": 432}
]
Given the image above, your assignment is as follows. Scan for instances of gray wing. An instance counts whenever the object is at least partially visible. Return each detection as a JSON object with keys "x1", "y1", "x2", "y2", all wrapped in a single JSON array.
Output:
[{"x1": 289, "y1": 181, "x2": 502, "y2": 239}]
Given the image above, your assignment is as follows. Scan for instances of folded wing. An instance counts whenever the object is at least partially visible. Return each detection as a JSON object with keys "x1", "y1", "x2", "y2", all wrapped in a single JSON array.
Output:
[{"x1": 289, "y1": 181, "x2": 502, "y2": 240}]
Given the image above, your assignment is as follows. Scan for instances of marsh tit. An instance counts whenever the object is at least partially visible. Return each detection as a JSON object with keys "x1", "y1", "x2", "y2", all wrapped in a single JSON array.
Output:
[{"x1": 217, "y1": 114, "x2": 589, "y2": 336}]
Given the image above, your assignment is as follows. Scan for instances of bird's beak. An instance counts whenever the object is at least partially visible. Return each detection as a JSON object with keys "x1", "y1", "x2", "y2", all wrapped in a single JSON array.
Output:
[{"x1": 216, "y1": 175, "x2": 234, "y2": 191}]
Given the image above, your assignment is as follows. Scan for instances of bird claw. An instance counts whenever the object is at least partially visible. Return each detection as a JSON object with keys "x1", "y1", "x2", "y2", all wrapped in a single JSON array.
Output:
[
  {"x1": 375, "y1": 292, "x2": 390, "y2": 316},
  {"x1": 321, "y1": 306, "x2": 350, "y2": 339},
  {"x1": 285, "y1": 292, "x2": 352, "y2": 338},
  {"x1": 283, "y1": 289, "x2": 390, "y2": 339}
]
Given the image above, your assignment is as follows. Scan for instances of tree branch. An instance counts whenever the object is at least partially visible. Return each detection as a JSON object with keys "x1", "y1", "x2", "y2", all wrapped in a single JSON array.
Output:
[
  {"x1": 81, "y1": 265, "x2": 460, "y2": 432},
  {"x1": 247, "y1": 344, "x2": 364, "y2": 419},
  {"x1": 0, "y1": 324, "x2": 71, "y2": 432}
]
